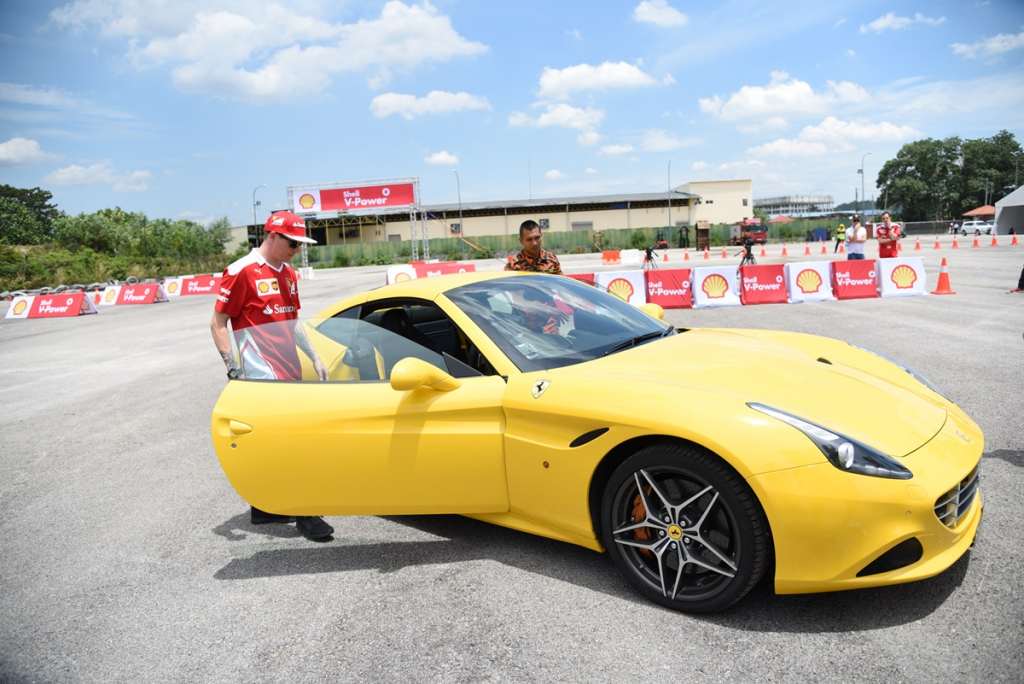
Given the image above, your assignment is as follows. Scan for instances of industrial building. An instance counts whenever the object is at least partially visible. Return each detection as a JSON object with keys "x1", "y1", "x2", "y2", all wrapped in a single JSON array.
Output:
[
  {"x1": 232, "y1": 179, "x2": 754, "y2": 248},
  {"x1": 753, "y1": 194, "x2": 834, "y2": 217}
]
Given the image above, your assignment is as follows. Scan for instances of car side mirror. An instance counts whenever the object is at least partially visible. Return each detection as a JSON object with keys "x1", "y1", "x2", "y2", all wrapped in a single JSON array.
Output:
[
  {"x1": 639, "y1": 303, "x2": 665, "y2": 320},
  {"x1": 390, "y1": 357, "x2": 461, "y2": 392}
]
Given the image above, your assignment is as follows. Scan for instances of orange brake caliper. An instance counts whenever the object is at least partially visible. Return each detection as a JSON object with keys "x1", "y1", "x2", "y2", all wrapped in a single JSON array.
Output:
[{"x1": 631, "y1": 489, "x2": 654, "y2": 558}]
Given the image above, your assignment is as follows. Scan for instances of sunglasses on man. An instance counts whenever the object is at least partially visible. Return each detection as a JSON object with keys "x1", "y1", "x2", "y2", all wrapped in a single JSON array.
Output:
[{"x1": 277, "y1": 233, "x2": 300, "y2": 249}]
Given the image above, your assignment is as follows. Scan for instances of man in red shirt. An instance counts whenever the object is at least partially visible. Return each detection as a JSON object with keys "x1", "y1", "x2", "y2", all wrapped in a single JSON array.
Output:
[
  {"x1": 210, "y1": 210, "x2": 333, "y2": 541},
  {"x1": 876, "y1": 211, "x2": 901, "y2": 259}
]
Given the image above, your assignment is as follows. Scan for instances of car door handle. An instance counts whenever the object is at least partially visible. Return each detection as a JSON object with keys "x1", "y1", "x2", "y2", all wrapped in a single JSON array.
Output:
[{"x1": 228, "y1": 420, "x2": 253, "y2": 436}]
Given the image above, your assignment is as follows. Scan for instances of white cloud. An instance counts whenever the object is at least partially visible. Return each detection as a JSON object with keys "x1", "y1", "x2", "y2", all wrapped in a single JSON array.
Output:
[
  {"x1": 640, "y1": 129, "x2": 701, "y2": 152},
  {"x1": 599, "y1": 144, "x2": 634, "y2": 156},
  {"x1": 846, "y1": 48, "x2": 856, "y2": 57},
  {"x1": 44, "y1": 162, "x2": 151, "y2": 191},
  {"x1": 748, "y1": 116, "x2": 919, "y2": 157},
  {"x1": 0, "y1": 137, "x2": 53, "y2": 166},
  {"x1": 51, "y1": 1, "x2": 488, "y2": 101},
  {"x1": 577, "y1": 130, "x2": 602, "y2": 146},
  {"x1": 0, "y1": 82, "x2": 133, "y2": 121},
  {"x1": 370, "y1": 90, "x2": 491, "y2": 119},
  {"x1": 537, "y1": 61, "x2": 658, "y2": 99},
  {"x1": 633, "y1": 0, "x2": 688, "y2": 28},
  {"x1": 859, "y1": 12, "x2": 946, "y2": 34},
  {"x1": 951, "y1": 31, "x2": 1024, "y2": 59},
  {"x1": 566, "y1": 28, "x2": 582, "y2": 41},
  {"x1": 834, "y1": 17, "x2": 847, "y2": 28},
  {"x1": 544, "y1": 169, "x2": 564, "y2": 180},
  {"x1": 424, "y1": 150, "x2": 458, "y2": 166},
  {"x1": 510, "y1": 104, "x2": 605, "y2": 133},
  {"x1": 699, "y1": 71, "x2": 868, "y2": 123},
  {"x1": 691, "y1": 160, "x2": 708, "y2": 171},
  {"x1": 585, "y1": 167, "x2": 598, "y2": 175}
]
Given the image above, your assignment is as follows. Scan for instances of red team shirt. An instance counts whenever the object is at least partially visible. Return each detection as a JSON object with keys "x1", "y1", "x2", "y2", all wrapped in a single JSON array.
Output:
[
  {"x1": 215, "y1": 249, "x2": 302, "y2": 380},
  {"x1": 876, "y1": 223, "x2": 901, "y2": 258}
]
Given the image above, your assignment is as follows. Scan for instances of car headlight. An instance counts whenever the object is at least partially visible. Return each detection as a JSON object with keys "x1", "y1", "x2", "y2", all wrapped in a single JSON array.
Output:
[
  {"x1": 748, "y1": 403, "x2": 913, "y2": 480},
  {"x1": 850, "y1": 344, "x2": 943, "y2": 396}
]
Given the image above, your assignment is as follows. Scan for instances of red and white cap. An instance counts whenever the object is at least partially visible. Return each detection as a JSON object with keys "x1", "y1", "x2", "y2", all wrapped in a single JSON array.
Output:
[{"x1": 264, "y1": 210, "x2": 317, "y2": 244}]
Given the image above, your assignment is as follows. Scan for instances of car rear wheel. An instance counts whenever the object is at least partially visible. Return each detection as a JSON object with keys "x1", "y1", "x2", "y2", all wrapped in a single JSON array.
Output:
[{"x1": 600, "y1": 443, "x2": 770, "y2": 613}]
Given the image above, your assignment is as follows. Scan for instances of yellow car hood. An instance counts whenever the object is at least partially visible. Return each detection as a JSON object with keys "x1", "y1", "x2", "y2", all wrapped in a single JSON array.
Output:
[{"x1": 577, "y1": 328, "x2": 946, "y2": 457}]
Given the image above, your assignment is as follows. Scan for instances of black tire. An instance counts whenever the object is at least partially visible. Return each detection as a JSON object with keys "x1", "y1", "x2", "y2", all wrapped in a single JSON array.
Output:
[{"x1": 600, "y1": 443, "x2": 770, "y2": 613}]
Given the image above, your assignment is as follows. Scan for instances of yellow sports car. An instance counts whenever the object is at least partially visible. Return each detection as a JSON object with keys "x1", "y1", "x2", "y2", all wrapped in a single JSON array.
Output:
[{"x1": 211, "y1": 272, "x2": 983, "y2": 612}]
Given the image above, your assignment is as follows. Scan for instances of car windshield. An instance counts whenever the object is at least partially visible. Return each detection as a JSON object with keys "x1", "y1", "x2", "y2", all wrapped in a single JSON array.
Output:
[{"x1": 445, "y1": 275, "x2": 673, "y2": 372}]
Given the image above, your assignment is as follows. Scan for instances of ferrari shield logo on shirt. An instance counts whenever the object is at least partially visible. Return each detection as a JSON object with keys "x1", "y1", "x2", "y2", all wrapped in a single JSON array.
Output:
[{"x1": 255, "y1": 278, "x2": 280, "y2": 297}]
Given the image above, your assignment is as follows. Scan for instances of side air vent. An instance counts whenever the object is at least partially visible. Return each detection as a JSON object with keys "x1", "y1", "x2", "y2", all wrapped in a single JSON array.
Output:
[
  {"x1": 569, "y1": 428, "x2": 609, "y2": 448},
  {"x1": 816, "y1": 357, "x2": 832, "y2": 365},
  {"x1": 856, "y1": 538, "x2": 923, "y2": 577}
]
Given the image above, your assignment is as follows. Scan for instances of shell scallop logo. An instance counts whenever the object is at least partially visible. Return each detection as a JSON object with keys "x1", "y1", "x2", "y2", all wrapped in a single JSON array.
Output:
[
  {"x1": 890, "y1": 264, "x2": 917, "y2": 289},
  {"x1": 167, "y1": 281, "x2": 179, "y2": 294},
  {"x1": 104, "y1": 288, "x2": 117, "y2": 303},
  {"x1": 298, "y1": 193, "x2": 316, "y2": 210},
  {"x1": 795, "y1": 269, "x2": 822, "y2": 294},
  {"x1": 12, "y1": 299, "x2": 27, "y2": 316},
  {"x1": 606, "y1": 278, "x2": 634, "y2": 302},
  {"x1": 395, "y1": 272, "x2": 411, "y2": 282},
  {"x1": 701, "y1": 273, "x2": 729, "y2": 299},
  {"x1": 257, "y1": 281, "x2": 270, "y2": 294}
]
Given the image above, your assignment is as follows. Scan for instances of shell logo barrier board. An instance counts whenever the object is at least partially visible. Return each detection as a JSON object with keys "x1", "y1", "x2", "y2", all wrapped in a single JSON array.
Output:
[
  {"x1": 692, "y1": 266, "x2": 741, "y2": 308},
  {"x1": 878, "y1": 257, "x2": 927, "y2": 297},
  {"x1": 784, "y1": 261, "x2": 834, "y2": 303},
  {"x1": 595, "y1": 270, "x2": 646, "y2": 305}
]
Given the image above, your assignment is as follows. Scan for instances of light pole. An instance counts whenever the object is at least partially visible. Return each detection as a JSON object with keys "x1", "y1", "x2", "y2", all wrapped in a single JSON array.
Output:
[
  {"x1": 667, "y1": 160, "x2": 672, "y2": 232},
  {"x1": 453, "y1": 169, "x2": 463, "y2": 232},
  {"x1": 858, "y1": 152, "x2": 872, "y2": 213},
  {"x1": 251, "y1": 184, "x2": 266, "y2": 228}
]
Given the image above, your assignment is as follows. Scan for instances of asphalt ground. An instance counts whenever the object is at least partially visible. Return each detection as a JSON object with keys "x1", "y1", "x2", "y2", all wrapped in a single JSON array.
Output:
[{"x1": 1, "y1": 236, "x2": 1021, "y2": 682}]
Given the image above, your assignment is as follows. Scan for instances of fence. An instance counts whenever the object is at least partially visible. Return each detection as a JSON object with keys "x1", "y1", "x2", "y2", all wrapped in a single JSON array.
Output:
[{"x1": 304, "y1": 219, "x2": 855, "y2": 267}]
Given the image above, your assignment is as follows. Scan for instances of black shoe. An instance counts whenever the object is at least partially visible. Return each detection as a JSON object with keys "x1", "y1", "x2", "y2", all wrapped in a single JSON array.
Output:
[
  {"x1": 250, "y1": 506, "x2": 295, "y2": 525},
  {"x1": 296, "y1": 516, "x2": 334, "y2": 541}
]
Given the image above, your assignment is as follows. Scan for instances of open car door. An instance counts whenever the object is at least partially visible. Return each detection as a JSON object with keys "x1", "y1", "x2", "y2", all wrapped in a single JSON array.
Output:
[{"x1": 210, "y1": 317, "x2": 509, "y2": 516}]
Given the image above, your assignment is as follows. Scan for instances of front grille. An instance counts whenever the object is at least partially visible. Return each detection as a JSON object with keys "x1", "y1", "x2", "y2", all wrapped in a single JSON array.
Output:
[{"x1": 934, "y1": 465, "x2": 980, "y2": 528}]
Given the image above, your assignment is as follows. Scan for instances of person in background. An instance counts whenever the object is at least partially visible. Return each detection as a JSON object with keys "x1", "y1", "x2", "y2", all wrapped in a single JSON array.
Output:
[
  {"x1": 834, "y1": 222, "x2": 846, "y2": 253},
  {"x1": 845, "y1": 216, "x2": 867, "y2": 260},
  {"x1": 876, "y1": 211, "x2": 901, "y2": 258},
  {"x1": 506, "y1": 219, "x2": 562, "y2": 274}
]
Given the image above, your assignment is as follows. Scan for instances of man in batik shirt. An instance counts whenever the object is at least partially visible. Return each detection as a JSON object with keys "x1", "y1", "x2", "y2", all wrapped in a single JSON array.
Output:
[{"x1": 505, "y1": 220, "x2": 562, "y2": 274}]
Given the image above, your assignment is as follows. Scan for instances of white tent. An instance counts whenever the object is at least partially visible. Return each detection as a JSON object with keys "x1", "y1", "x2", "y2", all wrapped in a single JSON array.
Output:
[{"x1": 994, "y1": 185, "x2": 1024, "y2": 235}]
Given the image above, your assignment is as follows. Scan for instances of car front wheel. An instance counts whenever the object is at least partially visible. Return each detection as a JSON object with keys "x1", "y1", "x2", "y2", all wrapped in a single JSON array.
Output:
[{"x1": 601, "y1": 443, "x2": 770, "y2": 612}]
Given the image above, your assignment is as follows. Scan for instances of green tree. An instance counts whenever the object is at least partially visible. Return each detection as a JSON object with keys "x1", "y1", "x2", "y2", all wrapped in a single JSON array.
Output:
[
  {"x1": 0, "y1": 184, "x2": 60, "y2": 227},
  {"x1": 876, "y1": 130, "x2": 1022, "y2": 221},
  {"x1": 0, "y1": 197, "x2": 48, "y2": 244}
]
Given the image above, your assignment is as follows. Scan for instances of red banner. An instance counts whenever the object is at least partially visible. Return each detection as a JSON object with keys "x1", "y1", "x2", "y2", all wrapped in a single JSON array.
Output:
[
  {"x1": 181, "y1": 275, "x2": 222, "y2": 296},
  {"x1": 117, "y1": 284, "x2": 160, "y2": 305},
  {"x1": 412, "y1": 262, "x2": 476, "y2": 278},
  {"x1": 832, "y1": 259, "x2": 879, "y2": 300},
  {"x1": 321, "y1": 183, "x2": 416, "y2": 212},
  {"x1": 739, "y1": 264, "x2": 788, "y2": 305},
  {"x1": 566, "y1": 273, "x2": 596, "y2": 285},
  {"x1": 644, "y1": 268, "x2": 692, "y2": 309},
  {"x1": 28, "y1": 292, "x2": 93, "y2": 318}
]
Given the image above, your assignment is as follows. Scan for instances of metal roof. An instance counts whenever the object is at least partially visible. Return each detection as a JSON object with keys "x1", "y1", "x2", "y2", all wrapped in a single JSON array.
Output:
[{"x1": 416, "y1": 190, "x2": 697, "y2": 214}]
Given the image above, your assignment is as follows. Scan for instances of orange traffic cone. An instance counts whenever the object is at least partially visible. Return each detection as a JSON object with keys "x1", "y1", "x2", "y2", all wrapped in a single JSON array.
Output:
[
  {"x1": 663, "y1": 251, "x2": 669, "y2": 262},
  {"x1": 820, "y1": 242, "x2": 827, "y2": 254},
  {"x1": 914, "y1": 238, "x2": 921, "y2": 251},
  {"x1": 781, "y1": 244, "x2": 789, "y2": 257},
  {"x1": 759, "y1": 245, "x2": 766, "y2": 257},
  {"x1": 720, "y1": 247, "x2": 728, "y2": 258},
  {"x1": 933, "y1": 237, "x2": 941, "y2": 249},
  {"x1": 703, "y1": 248, "x2": 710, "y2": 260},
  {"x1": 1012, "y1": 234, "x2": 1019, "y2": 246},
  {"x1": 952, "y1": 237, "x2": 959, "y2": 249},
  {"x1": 803, "y1": 243, "x2": 811, "y2": 256},
  {"x1": 838, "y1": 243, "x2": 845, "y2": 254},
  {"x1": 972, "y1": 237, "x2": 980, "y2": 248},
  {"x1": 990, "y1": 235, "x2": 998, "y2": 247},
  {"x1": 930, "y1": 257, "x2": 956, "y2": 295}
]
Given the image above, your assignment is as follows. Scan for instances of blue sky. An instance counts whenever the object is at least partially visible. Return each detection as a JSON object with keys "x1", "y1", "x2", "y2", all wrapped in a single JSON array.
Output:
[{"x1": 1, "y1": 0, "x2": 1022, "y2": 225}]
